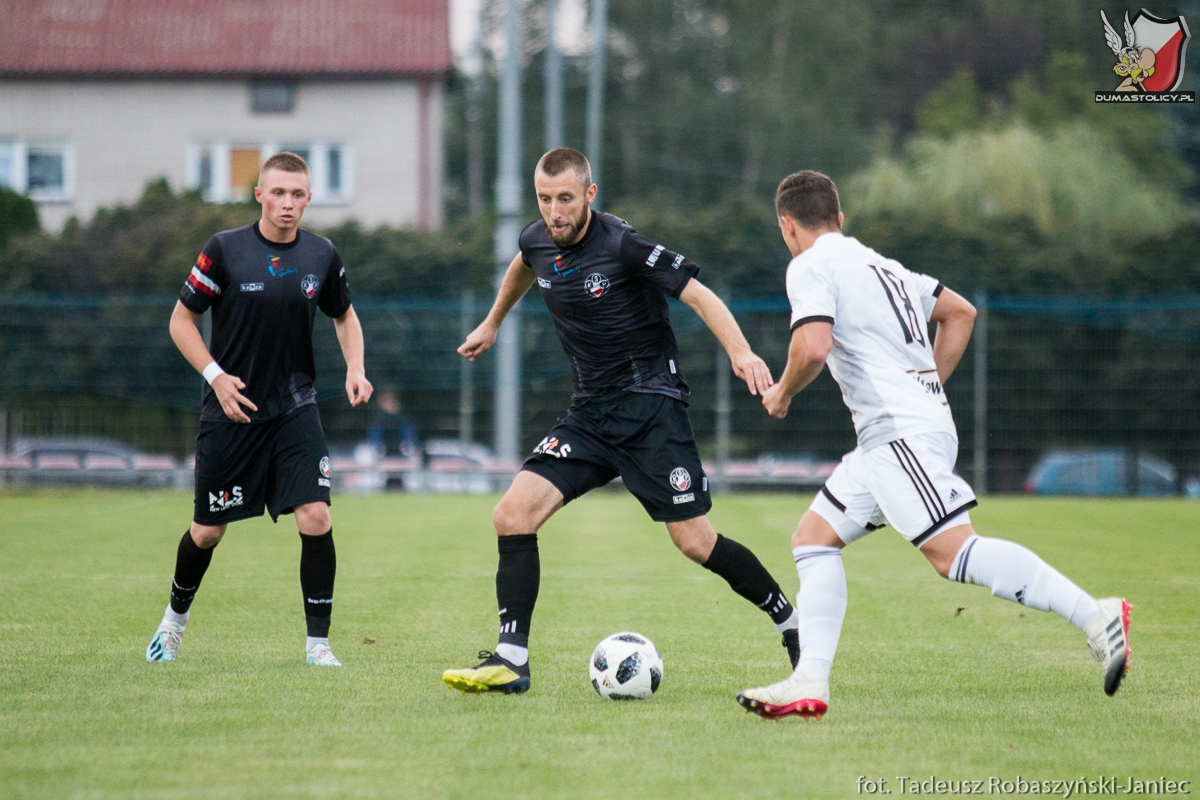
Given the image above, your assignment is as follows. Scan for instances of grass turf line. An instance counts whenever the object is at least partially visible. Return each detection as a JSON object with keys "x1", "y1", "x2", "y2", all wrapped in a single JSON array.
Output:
[{"x1": 0, "y1": 489, "x2": 1197, "y2": 798}]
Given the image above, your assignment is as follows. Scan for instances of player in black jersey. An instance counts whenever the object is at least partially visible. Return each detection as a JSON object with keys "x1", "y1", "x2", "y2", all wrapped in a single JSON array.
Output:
[
  {"x1": 145, "y1": 152, "x2": 372, "y2": 667},
  {"x1": 443, "y1": 148, "x2": 799, "y2": 695}
]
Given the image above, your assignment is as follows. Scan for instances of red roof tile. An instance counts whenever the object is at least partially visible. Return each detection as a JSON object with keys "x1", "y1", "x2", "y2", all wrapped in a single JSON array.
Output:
[{"x1": 0, "y1": 0, "x2": 451, "y2": 78}]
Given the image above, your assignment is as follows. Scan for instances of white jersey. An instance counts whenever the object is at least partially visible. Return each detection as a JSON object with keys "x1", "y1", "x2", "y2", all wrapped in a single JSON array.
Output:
[{"x1": 786, "y1": 231, "x2": 956, "y2": 450}]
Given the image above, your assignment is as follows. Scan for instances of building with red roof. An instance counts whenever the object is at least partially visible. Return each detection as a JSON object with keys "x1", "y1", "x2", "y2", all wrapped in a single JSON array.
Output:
[{"x1": 0, "y1": 0, "x2": 452, "y2": 231}]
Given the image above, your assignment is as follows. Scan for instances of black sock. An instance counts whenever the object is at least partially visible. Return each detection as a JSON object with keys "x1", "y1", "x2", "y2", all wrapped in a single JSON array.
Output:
[
  {"x1": 702, "y1": 534, "x2": 794, "y2": 625},
  {"x1": 169, "y1": 529, "x2": 216, "y2": 615},
  {"x1": 300, "y1": 529, "x2": 336, "y2": 638},
  {"x1": 496, "y1": 533, "x2": 539, "y2": 648}
]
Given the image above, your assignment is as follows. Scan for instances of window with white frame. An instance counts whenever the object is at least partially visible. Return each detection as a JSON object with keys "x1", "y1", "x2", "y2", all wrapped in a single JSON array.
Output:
[
  {"x1": 0, "y1": 139, "x2": 74, "y2": 201},
  {"x1": 186, "y1": 141, "x2": 352, "y2": 205}
]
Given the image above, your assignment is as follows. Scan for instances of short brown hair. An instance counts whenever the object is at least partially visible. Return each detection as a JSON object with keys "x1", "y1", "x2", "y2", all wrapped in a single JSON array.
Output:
[
  {"x1": 535, "y1": 147, "x2": 592, "y2": 187},
  {"x1": 259, "y1": 151, "x2": 310, "y2": 184},
  {"x1": 775, "y1": 170, "x2": 841, "y2": 230}
]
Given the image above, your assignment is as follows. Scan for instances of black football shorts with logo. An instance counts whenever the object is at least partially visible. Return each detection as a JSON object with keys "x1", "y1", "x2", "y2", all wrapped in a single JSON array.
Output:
[
  {"x1": 192, "y1": 404, "x2": 332, "y2": 526},
  {"x1": 522, "y1": 392, "x2": 712, "y2": 522}
]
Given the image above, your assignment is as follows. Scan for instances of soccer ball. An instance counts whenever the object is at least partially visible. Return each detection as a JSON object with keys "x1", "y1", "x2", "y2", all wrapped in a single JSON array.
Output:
[{"x1": 589, "y1": 632, "x2": 663, "y2": 700}]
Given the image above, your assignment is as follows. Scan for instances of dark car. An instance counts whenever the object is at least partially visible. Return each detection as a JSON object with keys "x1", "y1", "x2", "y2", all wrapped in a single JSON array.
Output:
[{"x1": 1025, "y1": 450, "x2": 1177, "y2": 497}]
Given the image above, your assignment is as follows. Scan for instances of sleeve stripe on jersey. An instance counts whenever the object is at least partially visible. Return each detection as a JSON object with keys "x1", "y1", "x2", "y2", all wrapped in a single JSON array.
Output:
[
  {"x1": 187, "y1": 266, "x2": 220, "y2": 297},
  {"x1": 791, "y1": 315, "x2": 834, "y2": 330},
  {"x1": 933, "y1": 283, "x2": 945, "y2": 297}
]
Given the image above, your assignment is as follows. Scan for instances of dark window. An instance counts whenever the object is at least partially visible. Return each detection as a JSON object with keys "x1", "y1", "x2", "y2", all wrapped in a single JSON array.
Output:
[
  {"x1": 27, "y1": 149, "x2": 64, "y2": 191},
  {"x1": 249, "y1": 81, "x2": 296, "y2": 114},
  {"x1": 328, "y1": 147, "x2": 342, "y2": 193},
  {"x1": 199, "y1": 150, "x2": 213, "y2": 194}
]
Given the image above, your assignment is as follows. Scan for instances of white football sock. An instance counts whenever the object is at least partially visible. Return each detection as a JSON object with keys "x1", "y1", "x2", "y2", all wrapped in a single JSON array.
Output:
[
  {"x1": 306, "y1": 636, "x2": 329, "y2": 652},
  {"x1": 792, "y1": 545, "x2": 847, "y2": 682},
  {"x1": 950, "y1": 535, "x2": 1100, "y2": 631},
  {"x1": 163, "y1": 605, "x2": 188, "y2": 627},
  {"x1": 495, "y1": 643, "x2": 528, "y2": 666}
]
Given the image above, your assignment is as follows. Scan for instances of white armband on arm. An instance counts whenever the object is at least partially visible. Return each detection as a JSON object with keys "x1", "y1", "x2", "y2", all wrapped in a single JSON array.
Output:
[{"x1": 202, "y1": 361, "x2": 225, "y2": 385}]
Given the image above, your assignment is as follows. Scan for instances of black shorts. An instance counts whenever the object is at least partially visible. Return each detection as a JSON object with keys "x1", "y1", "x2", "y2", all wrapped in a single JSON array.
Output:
[
  {"x1": 523, "y1": 392, "x2": 712, "y2": 522},
  {"x1": 193, "y1": 404, "x2": 332, "y2": 526}
]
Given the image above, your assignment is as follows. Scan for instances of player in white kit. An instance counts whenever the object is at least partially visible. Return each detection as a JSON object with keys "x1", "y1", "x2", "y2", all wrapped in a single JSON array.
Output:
[{"x1": 736, "y1": 171, "x2": 1131, "y2": 720}]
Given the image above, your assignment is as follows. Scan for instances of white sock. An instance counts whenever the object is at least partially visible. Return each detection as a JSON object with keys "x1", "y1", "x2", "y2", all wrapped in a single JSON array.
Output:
[
  {"x1": 950, "y1": 535, "x2": 1100, "y2": 631},
  {"x1": 774, "y1": 606, "x2": 799, "y2": 633},
  {"x1": 792, "y1": 545, "x2": 847, "y2": 682},
  {"x1": 306, "y1": 636, "x2": 329, "y2": 652},
  {"x1": 163, "y1": 605, "x2": 188, "y2": 627},
  {"x1": 495, "y1": 643, "x2": 528, "y2": 666}
]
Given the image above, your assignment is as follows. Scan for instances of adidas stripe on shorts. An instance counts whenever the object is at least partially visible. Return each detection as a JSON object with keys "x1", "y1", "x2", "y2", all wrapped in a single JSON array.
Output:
[{"x1": 810, "y1": 431, "x2": 977, "y2": 547}]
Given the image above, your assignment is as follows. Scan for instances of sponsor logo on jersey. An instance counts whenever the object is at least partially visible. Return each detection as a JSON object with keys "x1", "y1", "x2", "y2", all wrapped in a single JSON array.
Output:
[
  {"x1": 208, "y1": 486, "x2": 244, "y2": 513},
  {"x1": 301, "y1": 274, "x2": 320, "y2": 298},
  {"x1": 196, "y1": 252, "x2": 212, "y2": 272},
  {"x1": 669, "y1": 467, "x2": 692, "y2": 492},
  {"x1": 538, "y1": 277, "x2": 552, "y2": 288},
  {"x1": 268, "y1": 255, "x2": 297, "y2": 278},
  {"x1": 532, "y1": 436, "x2": 571, "y2": 458},
  {"x1": 1097, "y1": 10, "x2": 1194, "y2": 102},
  {"x1": 552, "y1": 253, "x2": 581, "y2": 278},
  {"x1": 672, "y1": 493, "x2": 695, "y2": 504},
  {"x1": 671, "y1": 253, "x2": 685, "y2": 269},
  {"x1": 645, "y1": 244, "x2": 665, "y2": 267},
  {"x1": 584, "y1": 273, "x2": 610, "y2": 298},
  {"x1": 240, "y1": 282, "x2": 264, "y2": 292}
]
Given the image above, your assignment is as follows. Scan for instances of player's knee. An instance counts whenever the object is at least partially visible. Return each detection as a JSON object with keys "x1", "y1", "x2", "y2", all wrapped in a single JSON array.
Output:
[
  {"x1": 492, "y1": 498, "x2": 526, "y2": 535},
  {"x1": 190, "y1": 523, "x2": 226, "y2": 548},
  {"x1": 294, "y1": 502, "x2": 331, "y2": 535}
]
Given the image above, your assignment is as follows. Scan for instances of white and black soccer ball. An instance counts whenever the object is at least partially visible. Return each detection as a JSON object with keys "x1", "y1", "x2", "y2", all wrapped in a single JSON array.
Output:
[{"x1": 589, "y1": 632, "x2": 663, "y2": 700}]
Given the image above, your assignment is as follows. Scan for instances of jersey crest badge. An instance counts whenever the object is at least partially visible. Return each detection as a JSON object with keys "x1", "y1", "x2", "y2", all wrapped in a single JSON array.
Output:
[
  {"x1": 669, "y1": 467, "x2": 692, "y2": 492},
  {"x1": 301, "y1": 274, "x2": 320, "y2": 298},
  {"x1": 584, "y1": 273, "x2": 610, "y2": 298}
]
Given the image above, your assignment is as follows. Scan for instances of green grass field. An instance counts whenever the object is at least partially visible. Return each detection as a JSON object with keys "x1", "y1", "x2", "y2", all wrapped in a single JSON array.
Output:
[{"x1": 1, "y1": 489, "x2": 1197, "y2": 799}]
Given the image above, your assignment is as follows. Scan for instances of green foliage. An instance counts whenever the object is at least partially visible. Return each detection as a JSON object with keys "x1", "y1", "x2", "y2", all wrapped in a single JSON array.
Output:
[
  {"x1": 0, "y1": 188, "x2": 39, "y2": 249},
  {"x1": 0, "y1": 180, "x2": 258, "y2": 294},
  {"x1": 2, "y1": 491, "x2": 1198, "y2": 797},
  {"x1": 915, "y1": 69, "x2": 985, "y2": 137}
]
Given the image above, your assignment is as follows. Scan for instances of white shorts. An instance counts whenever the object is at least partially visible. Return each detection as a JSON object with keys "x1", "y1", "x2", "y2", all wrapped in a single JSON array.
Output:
[{"x1": 810, "y1": 431, "x2": 977, "y2": 548}]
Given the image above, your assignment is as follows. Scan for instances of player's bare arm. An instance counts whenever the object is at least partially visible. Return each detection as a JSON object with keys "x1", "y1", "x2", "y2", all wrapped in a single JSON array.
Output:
[
  {"x1": 678, "y1": 278, "x2": 774, "y2": 396},
  {"x1": 169, "y1": 300, "x2": 257, "y2": 423},
  {"x1": 762, "y1": 321, "x2": 832, "y2": 419},
  {"x1": 333, "y1": 305, "x2": 372, "y2": 406},
  {"x1": 458, "y1": 252, "x2": 537, "y2": 361},
  {"x1": 928, "y1": 288, "x2": 976, "y2": 383}
]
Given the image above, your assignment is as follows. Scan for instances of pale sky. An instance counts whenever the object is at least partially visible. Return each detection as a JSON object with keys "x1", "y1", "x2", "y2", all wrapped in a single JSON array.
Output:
[{"x1": 451, "y1": 0, "x2": 591, "y2": 70}]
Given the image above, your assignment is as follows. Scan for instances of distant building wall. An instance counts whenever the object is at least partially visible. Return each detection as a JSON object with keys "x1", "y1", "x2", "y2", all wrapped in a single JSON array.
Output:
[{"x1": 0, "y1": 78, "x2": 443, "y2": 232}]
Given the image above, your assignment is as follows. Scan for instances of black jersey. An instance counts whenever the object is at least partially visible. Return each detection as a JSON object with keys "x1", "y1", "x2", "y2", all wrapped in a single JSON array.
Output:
[
  {"x1": 179, "y1": 222, "x2": 352, "y2": 422},
  {"x1": 519, "y1": 212, "x2": 700, "y2": 403}
]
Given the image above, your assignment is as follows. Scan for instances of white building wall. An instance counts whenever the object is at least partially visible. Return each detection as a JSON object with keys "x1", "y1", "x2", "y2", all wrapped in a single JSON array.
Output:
[{"x1": 0, "y1": 78, "x2": 444, "y2": 232}]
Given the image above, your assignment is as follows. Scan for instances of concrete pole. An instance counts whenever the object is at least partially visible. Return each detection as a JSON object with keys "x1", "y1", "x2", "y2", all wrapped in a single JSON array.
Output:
[
  {"x1": 585, "y1": 0, "x2": 607, "y2": 209},
  {"x1": 714, "y1": 340, "x2": 732, "y2": 494},
  {"x1": 973, "y1": 292, "x2": 988, "y2": 496},
  {"x1": 544, "y1": 0, "x2": 564, "y2": 150},
  {"x1": 493, "y1": 0, "x2": 523, "y2": 464},
  {"x1": 459, "y1": 287, "x2": 475, "y2": 452}
]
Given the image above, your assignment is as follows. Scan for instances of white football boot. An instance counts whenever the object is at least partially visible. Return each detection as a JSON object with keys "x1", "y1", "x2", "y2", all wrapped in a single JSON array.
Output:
[
  {"x1": 306, "y1": 641, "x2": 342, "y2": 667},
  {"x1": 737, "y1": 672, "x2": 830, "y2": 720},
  {"x1": 146, "y1": 620, "x2": 185, "y2": 662},
  {"x1": 1085, "y1": 597, "x2": 1132, "y2": 696}
]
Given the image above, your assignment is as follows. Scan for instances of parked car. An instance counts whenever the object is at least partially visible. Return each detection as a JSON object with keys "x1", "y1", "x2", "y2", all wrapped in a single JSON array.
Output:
[
  {"x1": 1025, "y1": 450, "x2": 1177, "y2": 496},
  {"x1": 2, "y1": 437, "x2": 177, "y2": 487}
]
